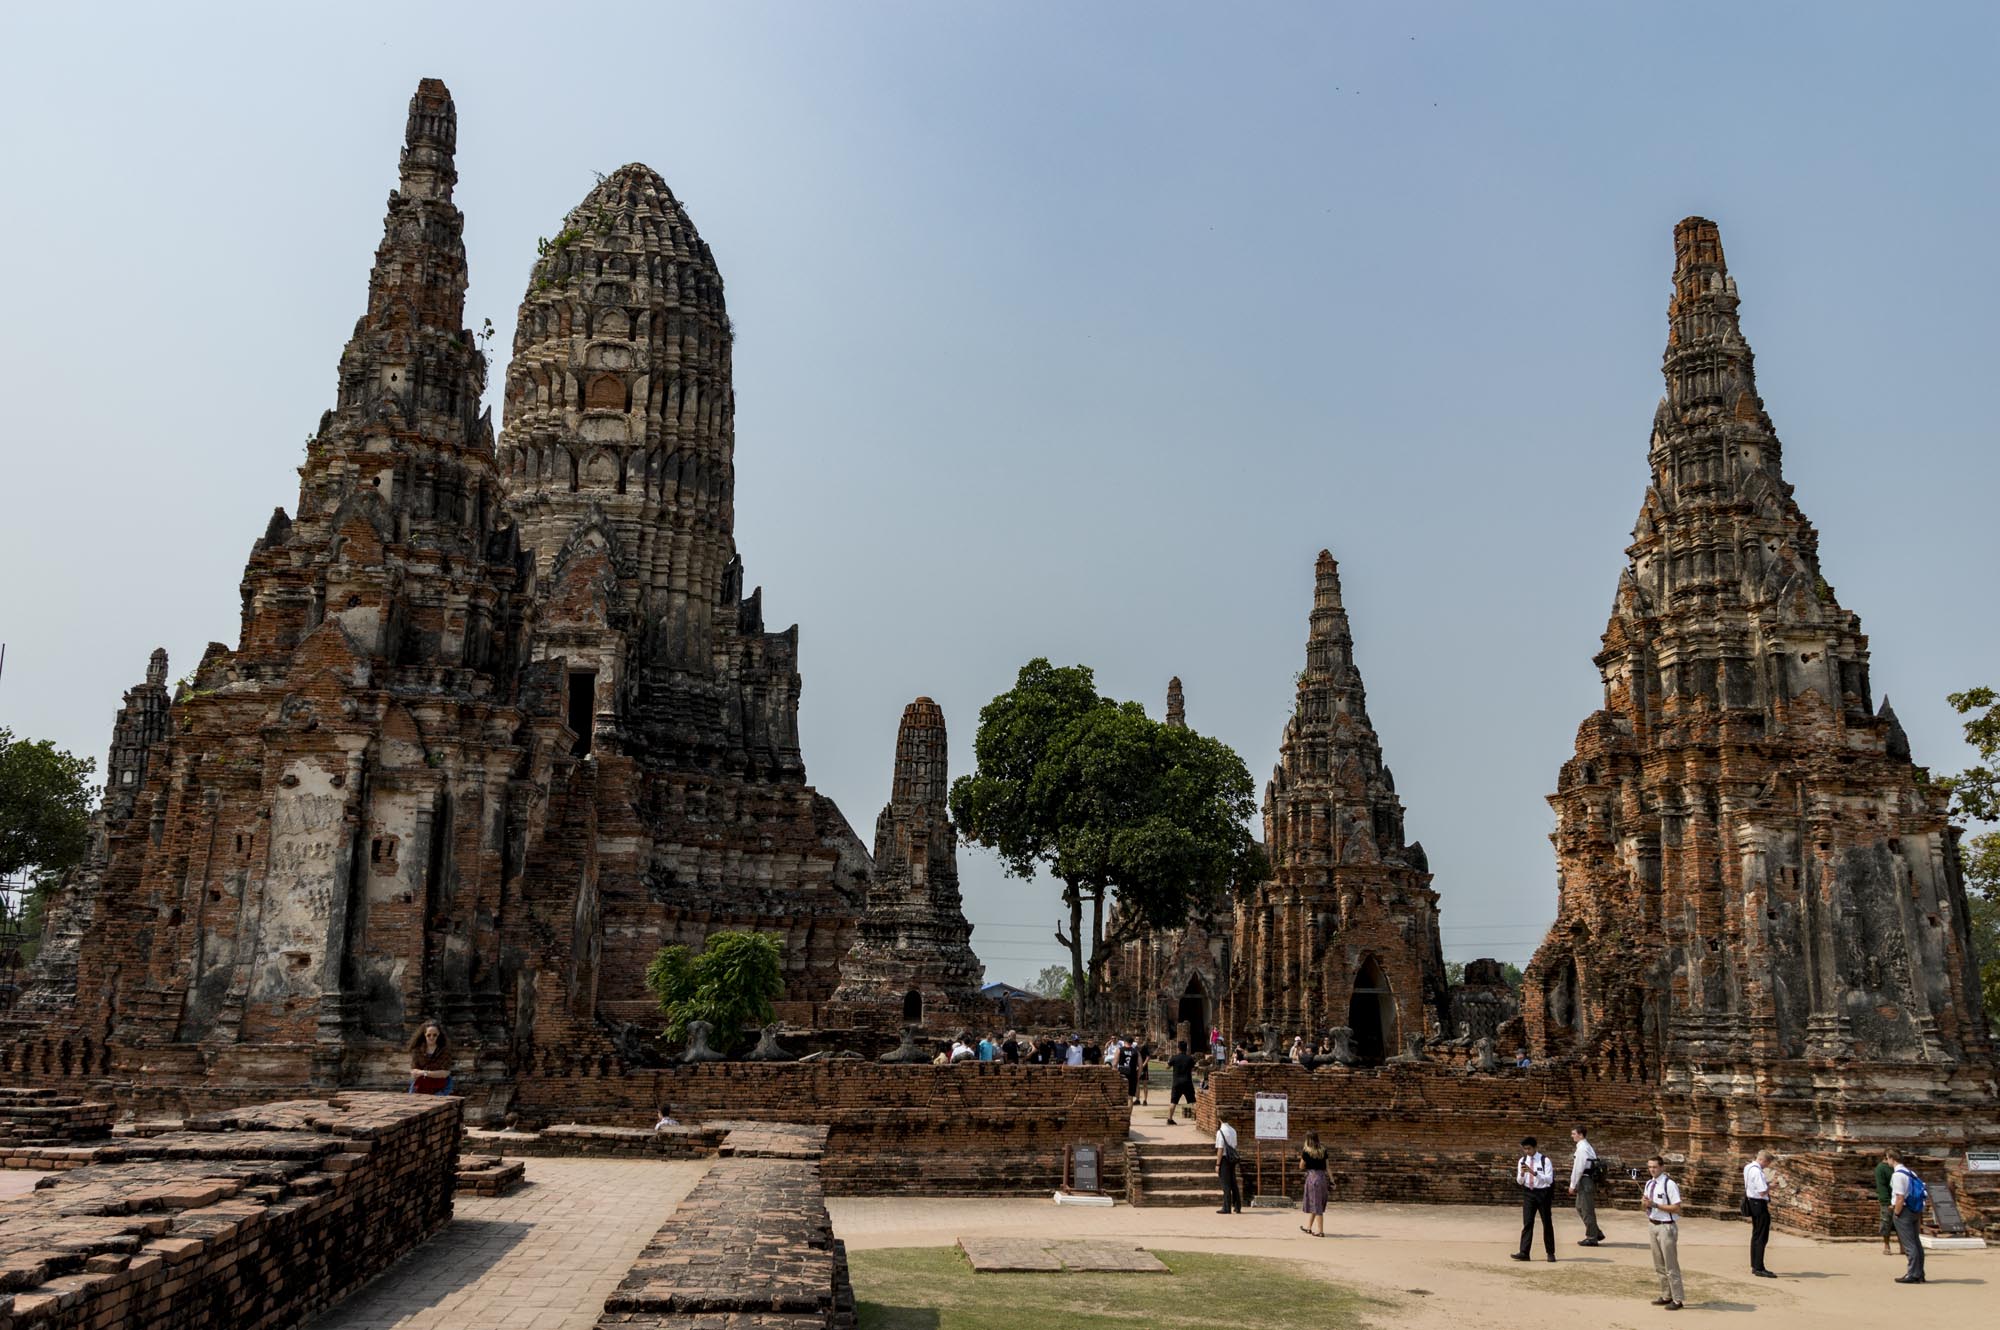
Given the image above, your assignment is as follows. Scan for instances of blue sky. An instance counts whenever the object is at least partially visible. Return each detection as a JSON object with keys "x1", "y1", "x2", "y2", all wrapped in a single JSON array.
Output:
[{"x1": 2, "y1": 2, "x2": 1994, "y2": 983}]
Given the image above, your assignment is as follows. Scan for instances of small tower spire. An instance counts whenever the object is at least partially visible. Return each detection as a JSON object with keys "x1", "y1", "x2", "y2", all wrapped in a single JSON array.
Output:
[
  {"x1": 398, "y1": 77, "x2": 457, "y2": 201},
  {"x1": 891, "y1": 697, "x2": 949, "y2": 807},
  {"x1": 1165, "y1": 677, "x2": 1186, "y2": 729}
]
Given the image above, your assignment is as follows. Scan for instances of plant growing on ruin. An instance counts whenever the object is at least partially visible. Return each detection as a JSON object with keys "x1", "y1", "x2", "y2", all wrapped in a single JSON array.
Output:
[
  {"x1": 950, "y1": 659, "x2": 1266, "y2": 1028},
  {"x1": 645, "y1": 929, "x2": 786, "y2": 1051}
]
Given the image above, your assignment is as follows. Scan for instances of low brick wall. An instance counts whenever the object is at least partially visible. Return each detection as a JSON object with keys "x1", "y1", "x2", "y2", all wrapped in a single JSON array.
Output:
[
  {"x1": 464, "y1": 1123, "x2": 726, "y2": 1160},
  {"x1": 597, "y1": 1124, "x2": 855, "y2": 1329},
  {"x1": 1197, "y1": 1063, "x2": 1660, "y2": 1209},
  {"x1": 0, "y1": 1092, "x2": 457, "y2": 1330},
  {"x1": 514, "y1": 1062, "x2": 1129, "y2": 1195},
  {"x1": 0, "y1": 1087, "x2": 113, "y2": 1148}
]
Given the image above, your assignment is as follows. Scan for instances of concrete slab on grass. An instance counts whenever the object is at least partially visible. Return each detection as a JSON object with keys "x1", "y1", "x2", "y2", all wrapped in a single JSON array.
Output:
[
  {"x1": 959, "y1": 1237, "x2": 1064, "y2": 1271},
  {"x1": 959, "y1": 1236, "x2": 1167, "y2": 1273},
  {"x1": 1049, "y1": 1241, "x2": 1169, "y2": 1273}
]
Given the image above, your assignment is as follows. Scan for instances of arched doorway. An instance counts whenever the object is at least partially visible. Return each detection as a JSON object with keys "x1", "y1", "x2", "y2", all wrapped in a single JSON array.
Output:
[
  {"x1": 902, "y1": 989, "x2": 923, "y2": 1023},
  {"x1": 1177, "y1": 975, "x2": 1210, "y2": 1053},
  {"x1": 1346, "y1": 957, "x2": 1393, "y2": 1065}
]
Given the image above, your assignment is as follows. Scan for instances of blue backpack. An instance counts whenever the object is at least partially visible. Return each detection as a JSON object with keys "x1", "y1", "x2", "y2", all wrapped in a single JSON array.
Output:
[{"x1": 1899, "y1": 1167, "x2": 1927, "y2": 1214}]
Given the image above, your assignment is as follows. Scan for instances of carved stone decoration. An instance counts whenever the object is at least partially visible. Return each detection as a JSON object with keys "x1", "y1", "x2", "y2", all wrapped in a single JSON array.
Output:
[
  {"x1": 1326, "y1": 1026, "x2": 1358, "y2": 1066},
  {"x1": 1472, "y1": 1036, "x2": 1498, "y2": 1073},
  {"x1": 680, "y1": 1019, "x2": 726, "y2": 1063},
  {"x1": 744, "y1": 1023, "x2": 795, "y2": 1062},
  {"x1": 1388, "y1": 1033, "x2": 1427, "y2": 1064},
  {"x1": 878, "y1": 1026, "x2": 930, "y2": 1064}
]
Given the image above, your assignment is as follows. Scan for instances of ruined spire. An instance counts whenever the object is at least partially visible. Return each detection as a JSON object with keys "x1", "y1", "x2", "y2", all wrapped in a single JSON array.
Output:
[
  {"x1": 890, "y1": 697, "x2": 949, "y2": 807},
  {"x1": 1304, "y1": 549, "x2": 1354, "y2": 681},
  {"x1": 1662, "y1": 216, "x2": 1764, "y2": 427},
  {"x1": 398, "y1": 77, "x2": 457, "y2": 200},
  {"x1": 1165, "y1": 677, "x2": 1186, "y2": 729}
]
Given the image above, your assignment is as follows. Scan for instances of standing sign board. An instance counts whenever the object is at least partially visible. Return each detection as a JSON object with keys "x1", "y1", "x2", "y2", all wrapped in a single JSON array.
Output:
[
  {"x1": 1068, "y1": 1144, "x2": 1100, "y2": 1195},
  {"x1": 1254, "y1": 1093, "x2": 1289, "y2": 1140},
  {"x1": 1926, "y1": 1180, "x2": 1967, "y2": 1235}
]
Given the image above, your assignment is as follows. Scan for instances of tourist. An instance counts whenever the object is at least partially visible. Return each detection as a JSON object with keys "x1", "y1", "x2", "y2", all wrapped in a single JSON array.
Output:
[
  {"x1": 1884, "y1": 1148, "x2": 1926, "y2": 1284},
  {"x1": 1298, "y1": 1129, "x2": 1330, "y2": 1236},
  {"x1": 1875, "y1": 1155, "x2": 1901, "y2": 1256},
  {"x1": 653, "y1": 1102, "x2": 680, "y2": 1130},
  {"x1": 977, "y1": 1032, "x2": 995, "y2": 1062},
  {"x1": 407, "y1": 1020, "x2": 453, "y2": 1095},
  {"x1": 1119, "y1": 1038, "x2": 1140, "y2": 1103},
  {"x1": 1288, "y1": 1033, "x2": 1306, "y2": 1064},
  {"x1": 931, "y1": 1044, "x2": 950, "y2": 1066},
  {"x1": 1065, "y1": 1035, "x2": 1085, "y2": 1067},
  {"x1": 1570, "y1": 1125, "x2": 1605, "y2": 1246},
  {"x1": 1165, "y1": 1041, "x2": 1198, "y2": 1124},
  {"x1": 1230, "y1": 1043, "x2": 1249, "y2": 1066},
  {"x1": 1643, "y1": 1155, "x2": 1685, "y2": 1311},
  {"x1": 1511, "y1": 1135, "x2": 1556, "y2": 1262},
  {"x1": 1514, "y1": 1049, "x2": 1532, "y2": 1069},
  {"x1": 1743, "y1": 1149, "x2": 1776, "y2": 1277},
  {"x1": 951, "y1": 1034, "x2": 976, "y2": 1063},
  {"x1": 1135, "y1": 1041, "x2": 1152, "y2": 1105},
  {"x1": 1209, "y1": 1023, "x2": 1221, "y2": 1053},
  {"x1": 1002, "y1": 1029, "x2": 1020, "y2": 1064},
  {"x1": 1083, "y1": 1035, "x2": 1102, "y2": 1066},
  {"x1": 1215, "y1": 1114, "x2": 1242, "y2": 1214}
]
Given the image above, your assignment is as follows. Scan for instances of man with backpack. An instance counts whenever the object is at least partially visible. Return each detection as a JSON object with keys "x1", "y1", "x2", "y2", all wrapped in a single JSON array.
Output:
[
  {"x1": 1511, "y1": 1135, "x2": 1557, "y2": 1262},
  {"x1": 1884, "y1": 1148, "x2": 1927, "y2": 1284}
]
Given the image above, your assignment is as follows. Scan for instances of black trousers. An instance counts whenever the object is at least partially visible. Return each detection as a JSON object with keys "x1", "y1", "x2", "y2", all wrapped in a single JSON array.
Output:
[
  {"x1": 1218, "y1": 1156, "x2": 1242, "y2": 1212},
  {"x1": 1747, "y1": 1197, "x2": 1772, "y2": 1271},
  {"x1": 1519, "y1": 1186, "x2": 1555, "y2": 1256}
]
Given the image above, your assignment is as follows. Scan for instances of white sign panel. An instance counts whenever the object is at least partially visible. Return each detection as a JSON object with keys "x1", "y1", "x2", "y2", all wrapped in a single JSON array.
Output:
[
  {"x1": 1967, "y1": 1150, "x2": 2000, "y2": 1174},
  {"x1": 1254, "y1": 1092, "x2": 1289, "y2": 1141}
]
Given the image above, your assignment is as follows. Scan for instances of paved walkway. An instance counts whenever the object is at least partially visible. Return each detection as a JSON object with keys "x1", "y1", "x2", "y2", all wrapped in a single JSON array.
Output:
[{"x1": 309, "y1": 1157, "x2": 706, "y2": 1330}]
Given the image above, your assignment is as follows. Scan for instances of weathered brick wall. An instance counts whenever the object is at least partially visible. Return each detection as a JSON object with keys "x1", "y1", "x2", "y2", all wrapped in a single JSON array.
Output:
[
  {"x1": 1196, "y1": 1063, "x2": 1660, "y2": 1208},
  {"x1": 0, "y1": 1092, "x2": 456, "y2": 1330},
  {"x1": 513, "y1": 1062, "x2": 1129, "y2": 1195},
  {"x1": 0, "y1": 1087, "x2": 113, "y2": 1148},
  {"x1": 596, "y1": 1124, "x2": 854, "y2": 1329}
]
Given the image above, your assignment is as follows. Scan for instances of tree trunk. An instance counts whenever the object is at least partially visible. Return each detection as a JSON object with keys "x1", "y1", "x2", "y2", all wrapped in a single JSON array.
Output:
[
  {"x1": 1063, "y1": 882, "x2": 1087, "y2": 1031},
  {"x1": 1087, "y1": 886, "x2": 1105, "y2": 1026}
]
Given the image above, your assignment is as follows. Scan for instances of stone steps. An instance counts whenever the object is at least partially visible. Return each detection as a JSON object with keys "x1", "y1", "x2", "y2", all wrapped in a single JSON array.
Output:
[{"x1": 1128, "y1": 1139, "x2": 1222, "y2": 1208}]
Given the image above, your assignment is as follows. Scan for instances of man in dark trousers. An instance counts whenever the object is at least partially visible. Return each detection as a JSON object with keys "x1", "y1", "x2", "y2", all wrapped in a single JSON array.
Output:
[
  {"x1": 1885, "y1": 1148, "x2": 1926, "y2": 1284},
  {"x1": 1743, "y1": 1149, "x2": 1776, "y2": 1276},
  {"x1": 1165, "y1": 1041, "x2": 1198, "y2": 1125},
  {"x1": 1511, "y1": 1135, "x2": 1557, "y2": 1262},
  {"x1": 1215, "y1": 1115, "x2": 1242, "y2": 1214},
  {"x1": 1570, "y1": 1125, "x2": 1605, "y2": 1246}
]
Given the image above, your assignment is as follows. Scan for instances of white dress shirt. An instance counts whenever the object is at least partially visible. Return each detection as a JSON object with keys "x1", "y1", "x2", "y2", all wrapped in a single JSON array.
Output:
[
  {"x1": 1215, "y1": 1123, "x2": 1238, "y2": 1155},
  {"x1": 1743, "y1": 1160, "x2": 1769, "y2": 1200},
  {"x1": 1645, "y1": 1175, "x2": 1681, "y2": 1222},
  {"x1": 1064, "y1": 1044, "x2": 1083, "y2": 1067},
  {"x1": 1570, "y1": 1139, "x2": 1598, "y2": 1189},
  {"x1": 1518, "y1": 1152, "x2": 1554, "y2": 1189}
]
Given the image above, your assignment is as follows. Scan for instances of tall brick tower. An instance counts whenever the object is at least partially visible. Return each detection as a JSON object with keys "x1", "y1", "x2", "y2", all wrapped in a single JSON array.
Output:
[
  {"x1": 1523, "y1": 219, "x2": 1994, "y2": 1158},
  {"x1": 830, "y1": 699, "x2": 984, "y2": 1026},
  {"x1": 1230, "y1": 551, "x2": 1446, "y2": 1059}
]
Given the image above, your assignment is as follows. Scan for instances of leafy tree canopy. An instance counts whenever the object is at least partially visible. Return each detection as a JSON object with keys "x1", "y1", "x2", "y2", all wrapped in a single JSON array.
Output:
[
  {"x1": 0, "y1": 728, "x2": 96, "y2": 882},
  {"x1": 645, "y1": 929, "x2": 785, "y2": 1049},
  {"x1": 950, "y1": 658, "x2": 1265, "y2": 1025},
  {"x1": 1941, "y1": 686, "x2": 2000, "y2": 1020},
  {"x1": 1033, "y1": 964, "x2": 1073, "y2": 1000}
]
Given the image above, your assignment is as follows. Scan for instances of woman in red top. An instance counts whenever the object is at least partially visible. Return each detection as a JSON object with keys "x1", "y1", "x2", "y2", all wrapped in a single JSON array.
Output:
[{"x1": 408, "y1": 1021, "x2": 453, "y2": 1094}]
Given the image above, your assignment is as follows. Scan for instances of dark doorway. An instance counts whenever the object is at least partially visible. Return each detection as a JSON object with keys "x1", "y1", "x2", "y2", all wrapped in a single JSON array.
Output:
[
  {"x1": 902, "y1": 989, "x2": 922, "y2": 1023},
  {"x1": 567, "y1": 671, "x2": 596, "y2": 756},
  {"x1": 1346, "y1": 956, "x2": 1393, "y2": 1065},
  {"x1": 1177, "y1": 976, "x2": 1210, "y2": 1053}
]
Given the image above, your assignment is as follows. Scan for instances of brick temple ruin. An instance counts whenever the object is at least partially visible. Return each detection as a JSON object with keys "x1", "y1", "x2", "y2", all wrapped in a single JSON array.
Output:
[
  {"x1": 1519, "y1": 217, "x2": 1998, "y2": 1174},
  {"x1": 2, "y1": 83, "x2": 1993, "y2": 1243},
  {"x1": 1103, "y1": 556, "x2": 1461, "y2": 1061}
]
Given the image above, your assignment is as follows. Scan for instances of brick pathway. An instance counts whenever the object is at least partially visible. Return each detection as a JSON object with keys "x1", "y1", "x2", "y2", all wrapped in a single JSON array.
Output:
[{"x1": 310, "y1": 1157, "x2": 706, "y2": 1330}]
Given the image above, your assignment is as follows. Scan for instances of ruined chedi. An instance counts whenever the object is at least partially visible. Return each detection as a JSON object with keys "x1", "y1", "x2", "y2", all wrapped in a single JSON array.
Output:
[
  {"x1": 6, "y1": 81, "x2": 872, "y2": 1114},
  {"x1": 1522, "y1": 219, "x2": 1996, "y2": 1138},
  {"x1": 1231, "y1": 552, "x2": 1447, "y2": 1061},
  {"x1": 829, "y1": 699, "x2": 984, "y2": 1026}
]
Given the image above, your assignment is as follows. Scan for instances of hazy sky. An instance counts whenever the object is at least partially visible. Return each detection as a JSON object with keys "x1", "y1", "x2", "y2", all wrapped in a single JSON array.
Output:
[{"x1": 2, "y1": 3, "x2": 1995, "y2": 985}]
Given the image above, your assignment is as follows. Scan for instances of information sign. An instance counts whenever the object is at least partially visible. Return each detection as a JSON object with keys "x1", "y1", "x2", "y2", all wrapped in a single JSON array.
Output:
[
  {"x1": 1070, "y1": 1144, "x2": 1100, "y2": 1194},
  {"x1": 1926, "y1": 1180, "x2": 1967, "y2": 1235},
  {"x1": 1254, "y1": 1092, "x2": 1289, "y2": 1141},
  {"x1": 1967, "y1": 1150, "x2": 2000, "y2": 1174}
]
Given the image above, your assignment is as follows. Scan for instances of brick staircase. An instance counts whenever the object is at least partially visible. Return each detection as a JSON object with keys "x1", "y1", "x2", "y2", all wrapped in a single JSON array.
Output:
[
  {"x1": 1127, "y1": 1139, "x2": 1219, "y2": 1207},
  {"x1": 0, "y1": 1086, "x2": 113, "y2": 1148}
]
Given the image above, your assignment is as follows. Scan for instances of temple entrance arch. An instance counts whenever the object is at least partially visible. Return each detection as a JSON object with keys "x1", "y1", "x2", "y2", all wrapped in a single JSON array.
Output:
[
  {"x1": 1177, "y1": 975, "x2": 1211, "y2": 1053},
  {"x1": 1346, "y1": 956, "x2": 1393, "y2": 1065},
  {"x1": 902, "y1": 989, "x2": 922, "y2": 1023}
]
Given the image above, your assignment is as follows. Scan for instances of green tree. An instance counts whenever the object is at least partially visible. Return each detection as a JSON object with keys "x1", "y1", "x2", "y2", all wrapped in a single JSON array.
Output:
[
  {"x1": 1033, "y1": 964, "x2": 1073, "y2": 1000},
  {"x1": 0, "y1": 727, "x2": 96, "y2": 883},
  {"x1": 950, "y1": 659, "x2": 1265, "y2": 1028},
  {"x1": 645, "y1": 929, "x2": 785, "y2": 1050},
  {"x1": 1939, "y1": 687, "x2": 2000, "y2": 1020}
]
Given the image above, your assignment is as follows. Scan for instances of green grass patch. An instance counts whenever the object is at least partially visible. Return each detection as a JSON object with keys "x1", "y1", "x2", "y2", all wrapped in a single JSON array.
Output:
[{"x1": 851, "y1": 1247, "x2": 1385, "y2": 1330}]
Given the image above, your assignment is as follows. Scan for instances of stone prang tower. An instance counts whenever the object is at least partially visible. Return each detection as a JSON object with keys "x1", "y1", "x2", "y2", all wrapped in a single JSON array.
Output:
[
  {"x1": 1523, "y1": 219, "x2": 1995, "y2": 1168},
  {"x1": 1230, "y1": 551, "x2": 1446, "y2": 1059},
  {"x1": 831, "y1": 699, "x2": 984, "y2": 1025}
]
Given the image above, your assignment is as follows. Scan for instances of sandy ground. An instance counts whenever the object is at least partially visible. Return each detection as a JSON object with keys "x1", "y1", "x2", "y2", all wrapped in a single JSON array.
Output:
[{"x1": 828, "y1": 1192, "x2": 1992, "y2": 1330}]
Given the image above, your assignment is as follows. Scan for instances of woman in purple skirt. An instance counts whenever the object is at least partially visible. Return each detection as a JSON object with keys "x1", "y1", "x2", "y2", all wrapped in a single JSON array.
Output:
[{"x1": 1299, "y1": 1129, "x2": 1330, "y2": 1236}]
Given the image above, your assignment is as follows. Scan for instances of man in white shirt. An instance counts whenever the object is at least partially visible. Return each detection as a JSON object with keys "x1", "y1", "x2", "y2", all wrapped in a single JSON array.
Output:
[
  {"x1": 1063, "y1": 1036, "x2": 1084, "y2": 1067},
  {"x1": 1510, "y1": 1135, "x2": 1557, "y2": 1262},
  {"x1": 1643, "y1": 1155, "x2": 1685, "y2": 1310},
  {"x1": 1885, "y1": 1147, "x2": 1926, "y2": 1284},
  {"x1": 1743, "y1": 1149, "x2": 1775, "y2": 1277},
  {"x1": 1570, "y1": 1126, "x2": 1605, "y2": 1245},
  {"x1": 1214, "y1": 1117, "x2": 1242, "y2": 1214}
]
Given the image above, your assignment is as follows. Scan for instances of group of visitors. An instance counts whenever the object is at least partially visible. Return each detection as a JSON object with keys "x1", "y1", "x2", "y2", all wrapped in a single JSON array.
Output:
[{"x1": 925, "y1": 1031, "x2": 1158, "y2": 1099}]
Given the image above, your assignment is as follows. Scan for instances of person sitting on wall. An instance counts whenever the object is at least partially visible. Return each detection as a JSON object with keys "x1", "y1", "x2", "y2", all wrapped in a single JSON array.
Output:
[
  {"x1": 407, "y1": 1020, "x2": 453, "y2": 1095},
  {"x1": 932, "y1": 1043, "x2": 951, "y2": 1066},
  {"x1": 950, "y1": 1034, "x2": 976, "y2": 1062},
  {"x1": 1065, "y1": 1035, "x2": 1085, "y2": 1067},
  {"x1": 1515, "y1": 1050, "x2": 1533, "y2": 1069},
  {"x1": 1289, "y1": 1034, "x2": 1307, "y2": 1064},
  {"x1": 653, "y1": 1103, "x2": 680, "y2": 1130}
]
